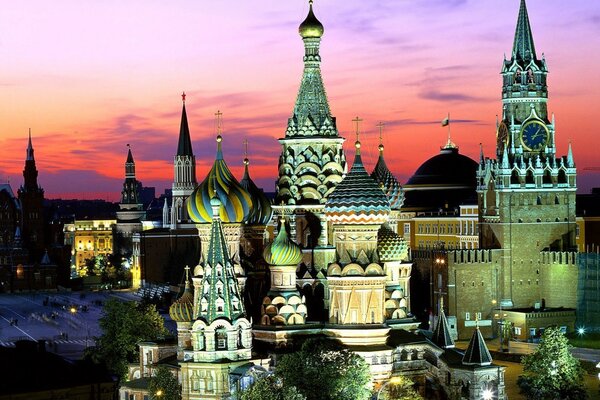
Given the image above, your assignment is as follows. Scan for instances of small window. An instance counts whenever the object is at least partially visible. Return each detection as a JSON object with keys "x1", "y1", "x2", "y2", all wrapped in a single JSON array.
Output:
[
  {"x1": 465, "y1": 312, "x2": 471, "y2": 321},
  {"x1": 476, "y1": 312, "x2": 482, "y2": 320}
]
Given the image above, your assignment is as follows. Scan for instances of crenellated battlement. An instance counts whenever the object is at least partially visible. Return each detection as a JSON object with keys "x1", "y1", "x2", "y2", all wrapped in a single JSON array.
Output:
[
  {"x1": 539, "y1": 251, "x2": 577, "y2": 266},
  {"x1": 449, "y1": 249, "x2": 495, "y2": 264}
]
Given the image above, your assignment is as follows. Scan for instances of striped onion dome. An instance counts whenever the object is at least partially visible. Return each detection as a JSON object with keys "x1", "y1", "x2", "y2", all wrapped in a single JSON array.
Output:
[
  {"x1": 371, "y1": 144, "x2": 404, "y2": 210},
  {"x1": 377, "y1": 223, "x2": 408, "y2": 262},
  {"x1": 263, "y1": 218, "x2": 303, "y2": 266},
  {"x1": 188, "y1": 135, "x2": 253, "y2": 223},
  {"x1": 325, "y1": 141, "x2": 390, "y2": 225},
  {"x1": 240, "y1": 157, "x2": 273, "y2": 225},
  {"x1": 169, "y1": 269, "x2": 194, "y2": 322}
]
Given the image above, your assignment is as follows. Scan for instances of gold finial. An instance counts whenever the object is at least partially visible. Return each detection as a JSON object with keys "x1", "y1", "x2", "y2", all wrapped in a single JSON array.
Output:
[
  {"x1": 475, "y1": 313, "x2": 480, "y2": 329},
  {"x1": 184, "y1": 265, "x2": 190, "y2": 279},
  {"x1": 352, "y1": 116, "x2": 363, "y2": 148},
  {"x1": 278, "y1": 200, "x2": 289, "y2": 224},
  {"x1": 181, "y1": 91, "x2": 186, "y2": 103},
  {"x1": 309, "y1": 0, "x2": 313, "y2": 5},
  {"x1": 376, "y1": 121, "x2": 385, "y2": 152},
  {"x1": 215, "y1": 110, "x2": 223, "y2": 135},
  {"x1": 243, "y1": 139, "x2": 249, "y2": 166},
  {"x1": 440, "y1": 296, "x2": 444, "y2": 312}
]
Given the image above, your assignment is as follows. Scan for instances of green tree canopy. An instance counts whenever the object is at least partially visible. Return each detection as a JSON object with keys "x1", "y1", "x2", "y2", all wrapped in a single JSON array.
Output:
[
  {"x1": 380, "y1": 376, "x2": 423, "y2": 400},
  {"x1": 518, "y1": 326, "x2": 587, "y2": 400},
  {"x1": 148, "y1": 365, "x2": 181, "y2": 400},
  {"x1": 85, "y1": 299, "x2": 168, "y2": 379},
  {"x1": 276, "y1": 338, "x2": 372, "y2": 400},
  {"x1": 240, "y1": 374, "x2": 305, "y2": 400}
]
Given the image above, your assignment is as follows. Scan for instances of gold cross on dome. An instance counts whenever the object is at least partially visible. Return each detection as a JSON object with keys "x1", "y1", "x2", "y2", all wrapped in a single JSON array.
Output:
[
  {"x1": 376, "y1": 121, "x2": 385, "y2": 144},
  {"x1": 181, "y1": 91, "x2": 186, "y2": 103},
  {"x1": 352, "y1": 116, "x2": 363, "y2": 142},
  {"x1": 243, "y1": 139, "x2": 249, "y2": 158},
  {"x1": 215, "y1": 110, "x2": 223, "y2": 134}
]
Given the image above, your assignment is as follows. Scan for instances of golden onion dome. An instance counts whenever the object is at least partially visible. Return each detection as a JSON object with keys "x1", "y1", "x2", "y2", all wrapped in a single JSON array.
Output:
[
  {"x1": 169, "y1": 280, "x2": 194, "y2": 322},
  {"x1": 299, "y1": 1, "x2": 324, "y2": 39}
]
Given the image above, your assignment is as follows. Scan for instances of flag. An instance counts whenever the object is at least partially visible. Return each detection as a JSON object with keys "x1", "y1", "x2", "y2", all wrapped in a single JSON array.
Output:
[{"x1": 441, "y1": 117, "x2": 450, "y2": 127}]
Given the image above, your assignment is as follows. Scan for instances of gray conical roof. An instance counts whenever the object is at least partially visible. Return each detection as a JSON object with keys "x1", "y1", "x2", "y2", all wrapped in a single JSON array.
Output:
[
  {"x1": 462, "y1": 324, "x2": 492, "y2": 366},
  {"x1": 432, "y1": 300, "x2": 455, "y2": 349}
]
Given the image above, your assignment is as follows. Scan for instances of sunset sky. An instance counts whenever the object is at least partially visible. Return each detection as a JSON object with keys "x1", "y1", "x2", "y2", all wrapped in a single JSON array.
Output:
[{"x1": 1, "y1": 0, "x2": 599, "y2": 200}]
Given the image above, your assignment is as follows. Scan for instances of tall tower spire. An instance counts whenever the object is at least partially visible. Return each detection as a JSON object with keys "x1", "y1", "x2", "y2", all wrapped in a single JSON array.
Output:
[
  {"x1": 120, "y1": 144, "x2": 140, "y2": 205},
  {"x1": 18, "y1": 130, "x2": 45, "y2": 257},
  {"x1": 512, "y1": 0, "x2": 537, "y2": 62},
  {"x1": 276, "y1": 0, "x2": 346, "y2": 208},
  {"x1": 171, "y1": 92, "x2": 197, "y2": 228}
]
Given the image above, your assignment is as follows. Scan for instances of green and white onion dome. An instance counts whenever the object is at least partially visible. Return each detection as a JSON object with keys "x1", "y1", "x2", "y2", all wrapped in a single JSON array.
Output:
[
  {"x1": 169, "y1": 282, "x2": 194, "y2": 322},
  {"x1": 371, "y1": 144, "x2": 404, "y2": 210},
  {"x1": 325, "y1": 141, "x2": 391, "y2": 225},
  {"x1": 239, "y1": 157, "x2": 273, "y2": 225},
  {"x1": 377, "y1": 223, "x2": 408, "y2": 262},
  {"x1": 187, "y1": 135, "x2": 253, "y2": 223},
  {"x1": 263, "y1": 218, "x2": 303, "y2": 266}
]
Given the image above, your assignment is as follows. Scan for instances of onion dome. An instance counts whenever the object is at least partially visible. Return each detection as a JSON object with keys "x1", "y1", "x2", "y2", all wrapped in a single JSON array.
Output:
[
  {"x1": 371, "y1": 143, "x2": 404, "y2": 210},
  {"x1": 187, "y1": 135, "x2": 253, "y2": 223},
  {"x1": 169, "y1": 267, "x2": 194, "y2": 322},
  {"x1": 263, "y1": 218, "x2": 303, "y2": 266},
  {"x1": 377, "y1": 224, "x2": 408, "y2": 262},
  {"x1": 325, "y1": 140, "x2": 390, "y2": 224},
  {"x1": 299, "y1": 0, "x2": 324, "y2": 39},
  {"x1": 240, "y1": 157, "x2": 273, "y2": 225}
]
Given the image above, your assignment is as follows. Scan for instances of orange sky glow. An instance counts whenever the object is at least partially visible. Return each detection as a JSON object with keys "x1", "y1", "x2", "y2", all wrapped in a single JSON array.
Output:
[{"x1": 1, "y1": 0, "x2": 599, "y2": 200}]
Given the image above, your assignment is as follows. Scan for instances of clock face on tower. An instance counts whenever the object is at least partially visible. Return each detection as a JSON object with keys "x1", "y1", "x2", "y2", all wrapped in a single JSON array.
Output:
[
  {"x1": 497, "y1": 122, "x2": 509, "y2": 150},
  {"x1": 520, "y1": 120, "x2": 548, "y2": 151}
]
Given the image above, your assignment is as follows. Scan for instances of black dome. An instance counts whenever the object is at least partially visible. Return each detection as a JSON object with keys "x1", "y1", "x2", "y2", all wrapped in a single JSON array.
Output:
[
  {"x1": 406, "y1": 147, "x2": 477, "y2": 187},
  {"x1": 403, "y1": 146, "x2": 478, "y2": 211}
]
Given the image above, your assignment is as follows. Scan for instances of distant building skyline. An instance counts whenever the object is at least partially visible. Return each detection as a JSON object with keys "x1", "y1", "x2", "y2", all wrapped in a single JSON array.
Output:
[{"x1": 1, "y1": 0, "x2": 599, "y2": 200}]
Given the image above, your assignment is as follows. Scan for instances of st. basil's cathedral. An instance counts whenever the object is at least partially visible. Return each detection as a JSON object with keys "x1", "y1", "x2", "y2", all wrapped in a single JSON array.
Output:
[{"x1": 118, "y1": 1, "x2": 581, "y2": 399}]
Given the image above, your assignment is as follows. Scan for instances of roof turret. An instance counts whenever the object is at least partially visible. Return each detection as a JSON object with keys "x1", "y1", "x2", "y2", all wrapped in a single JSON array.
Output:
[
  {"x1": 240, "y1": 151, "x2": 273, "y2": 226},
  {"x1": 371, "y1": 123, "x2": 404, "y2": 210},
  {"x1": 299, "y1": 0, "x2": 324, "y2": 39},
  {"x1": 432, "y1": 298, "x2": 455, "y2": 349},
  {"x1": 462, "y1": 319, "x2": 493, "y2": 366},
  {"x1": 263, "y1": 217, "x2": 303, "y2": 266},
  {"x1": 187, "y1": 134, "x2": 253, "y2": 223},
  {"x1": 177, "y1": 92, "x2": 194, "y2": 157},
  {"x1": 325, "y1": 136, "x2": 390, "y2": 225},
  {"x1": 169, "y1": 266, "x2": 194, "y2": 322}
]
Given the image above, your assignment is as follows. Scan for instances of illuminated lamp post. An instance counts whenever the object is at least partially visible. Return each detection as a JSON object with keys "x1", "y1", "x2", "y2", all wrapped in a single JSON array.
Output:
[{"x1": 481, "y1": 388, "x2": 494, "y2": 400}]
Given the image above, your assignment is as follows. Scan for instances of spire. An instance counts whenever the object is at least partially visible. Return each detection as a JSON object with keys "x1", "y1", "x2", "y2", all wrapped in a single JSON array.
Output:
[
  {"x1": 479, "y1": 143, "x2": 485, "y2": 164},
  {"x1": 177, "y1": 92, "x2": 194, "y2": 157},
  {"x1": 215, "y1": 111, "x2": 224, "y2": 160},
  {"x1": 432, "y1": 297, "x2": 455, "y2": 349},
  {"x1": 288, "y1": 0, "x2": 336, "y2": 137},
  {"x1": 501, "y1": 145, "x2": 510, "y2": 169},
  {"x1": 512, "y1": 0, "x2": 537, "y2": 62},
  {"x1": 121, "y1": 144, "x2": 140, "y2": 205},
  {"x1": 20, "y1": 130, "x2": 41, "y2": 194},
  {"x1": 198, "y1": 195, "x2": 246, "y2": 323},
  {"x1": 26, "y1": 128, "x2": 34, "y2": 161},
  {"x1": 462, "y1": 318, "x2": 493, "y2": 366},
  {"x1": 567, "y1": 141, "x2": 574, "y2": 168},
  {"x1": 126, "y1": 144, "x2": 134, "y2": 164}
]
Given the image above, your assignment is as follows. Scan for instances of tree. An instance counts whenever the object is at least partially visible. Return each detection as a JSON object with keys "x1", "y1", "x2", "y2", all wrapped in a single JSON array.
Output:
[
  {"x1": 148, "y1": 365, "x2": 181, "y2": 400},
  {"x1": 85, "y1": 299, "x2": 168, "y2": 379},
  {"x1": 276, "y1": 338, "x2": 372, "y2": 400},
  {"x1": 240, "y1": 375, "x2": 305, "y2": 400},
  {"x1": 380, "y1": 376, "x2": 423, "y2": 400},
  {"x1": 518, "y1": 326, "x2": 587, "y2": 400}
]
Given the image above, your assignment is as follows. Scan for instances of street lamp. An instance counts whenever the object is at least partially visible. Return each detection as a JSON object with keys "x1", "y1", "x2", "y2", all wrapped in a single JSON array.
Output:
[
  {"x1": 377, "y1": 376, "x2": 403, "y2": 400},
  {"x1": 482, "y1": 388, "x2": 494, "y2": 400}
]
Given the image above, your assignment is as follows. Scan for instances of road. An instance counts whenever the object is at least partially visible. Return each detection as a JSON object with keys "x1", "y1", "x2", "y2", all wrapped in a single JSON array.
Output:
[{"x1": 0, "y1": 290, "x2": 140, "y2": 359}]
